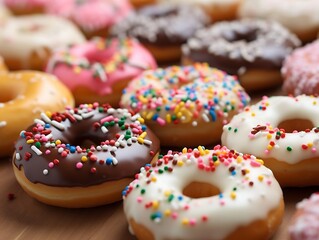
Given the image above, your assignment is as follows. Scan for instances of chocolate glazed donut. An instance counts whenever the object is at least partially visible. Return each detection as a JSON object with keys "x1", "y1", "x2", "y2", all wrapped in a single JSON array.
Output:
[
  {"x1": 111, "y1": 3, "x2": 209, "y2": 62},
  {"x1": 12, "y1": 103, "x2": 160, "y2": 208},
  {"x1": 182, "y1": 19, "x2": 301, "y2": 91}
]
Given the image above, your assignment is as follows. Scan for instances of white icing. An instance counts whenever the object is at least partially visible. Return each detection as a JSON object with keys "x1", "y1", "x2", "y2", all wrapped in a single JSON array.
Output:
[
  {"x1": 238, "y1": 0, "x2": 319, "y2": 34},
  {"x1": 222, "y1": 95, "x2": 319, "y2": 164},
  {"x1": 123, "y1": 146, "x2": 282, "y2": 240},
  {"x1": 0, "y1": 14, "x2": 85, "y2": 68}
]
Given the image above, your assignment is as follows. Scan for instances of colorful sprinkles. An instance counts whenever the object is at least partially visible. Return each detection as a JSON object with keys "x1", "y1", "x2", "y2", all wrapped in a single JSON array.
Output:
[{"x1": 121, "y1": 63, "x2": 250, "y2": 127}]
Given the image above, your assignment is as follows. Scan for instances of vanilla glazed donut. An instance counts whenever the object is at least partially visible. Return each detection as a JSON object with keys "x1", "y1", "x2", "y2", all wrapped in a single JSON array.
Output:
[
  {"x1": 0, "y1": 14, "x2": 85, "y2": 70},
  {"x1": 282, "y1": 41, "x2": 319, "y2": 96},
  {"x1": 182, "y1": 19, "x2": 301, "y2": 92},
  {"x1": 111, "y1": 3, "x2": 209, "y2": 62},
  {"x1": 46, "y1": 37, "x2": 157, "y2": 106},
  {"x1": 123, "y1": 145, "x2": 284, "y2": 240},
  {"x1": 120, "y1": 64, "x2": 250, "y2": 147},
  {"x1": 289, "y1": 193, "x2": 319, "y2": 240},
  {"x1": 158, "y1": 0, "x2": 242, "y2": 21},
  {"x1": 222, "y1": 95, "x2": 319, "y2": 187},
  {"x1": 13, "y1": 103, "x2": 160, "y2": 208},
  {"x1": 238, "y1": 0, "x2": 319, "y2": 43},
  {"x1": 0, "y1": 71, "x2": 74, "y2": 158}
]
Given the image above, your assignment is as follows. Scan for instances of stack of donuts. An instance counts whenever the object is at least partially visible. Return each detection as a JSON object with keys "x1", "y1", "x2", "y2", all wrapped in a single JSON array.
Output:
[{"x1": 1, "y1": 0, "x2": 319, "y2": 239}]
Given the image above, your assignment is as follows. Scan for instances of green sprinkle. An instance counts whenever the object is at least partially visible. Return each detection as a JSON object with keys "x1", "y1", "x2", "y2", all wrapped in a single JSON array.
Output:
[
  {"x1": 35, "y1": 142, "x2": 41, "y2": 148},
  {"x1": 141, "y1": 189, "x2": 146, "y2": 194},
  {"x1": 287, "y1": 146, "x2": 292, "y2": 152},
  {"x1": 168, "y1": 194, "x2": 174, "y2": 202}
]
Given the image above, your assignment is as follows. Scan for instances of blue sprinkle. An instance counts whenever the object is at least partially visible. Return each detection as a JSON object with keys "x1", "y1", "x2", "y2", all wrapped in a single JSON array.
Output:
[
  {"x1": 141, "y1": 125, "x2": 147, "y2": 131},
  {"x1": 70, "y1": 146, "x2": 76, "y2": 153},
  {"x1": 231, "y1": 171, "x2": 236, "y2": 176},
  {"x1": 178, "y1": 196, "x2": 183, "y2": 201},
  {"x1": 209, "y1": 110, "x2": 217, "y2": 121},
  {"x1": 20, "y1": 131, "x2": 26, "y2": 138},
  {"x1": 219, "y1": 193, "x2": 224, "y2": 198},
  {"x1": 106, "y1": 158, "x2": 113, "y2": 165},
  {"x1": 152, "y1": 114, "x2": 159, "y2": 121},
  {"x1": 45, "y1": 123, "x2": 51, "y2": 129}
]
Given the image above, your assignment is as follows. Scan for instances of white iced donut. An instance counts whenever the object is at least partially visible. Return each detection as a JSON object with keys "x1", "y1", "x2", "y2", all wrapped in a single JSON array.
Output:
[
  {"x1": 238, "y1": 0, "x2": 319, "y2": 42},
  {"x1": 222, "y1": 95, "x2": 319, "y2": 187},
  {"x1": 123, "y1": 145, "x2": 284, "y2": 240},
  {"x1": 0, "y1": 14, "x2": 85, "y2": 70}
]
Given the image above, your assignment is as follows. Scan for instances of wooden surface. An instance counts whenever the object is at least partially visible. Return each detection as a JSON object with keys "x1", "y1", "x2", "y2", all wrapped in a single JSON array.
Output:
[{"x1": 1, "y1": 87, "x2": 318, "y2": 240}]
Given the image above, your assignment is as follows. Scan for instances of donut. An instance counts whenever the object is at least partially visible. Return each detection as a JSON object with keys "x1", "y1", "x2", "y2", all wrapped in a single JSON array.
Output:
[
  {"x1": 0, "y1": 71, "x2": 74, "y2": 158},
  {"x1": 111, "y1": 3, "x2": 209, "y2": 62},
  {"x1": 158, "y1": 0, "x2": 242, "y2": 21},
  {"x1": 4, "y1": 0, "x2": 46, "y2": 15},
  {"x1": 289, "y1": 193, "x2": 319, "y2": 240},
  {"x1": 222, "y1": 95, "x2": 319, "y2": 187},
  {"x1": 0, "y1": 14, "x2": 85, "y2": 71},
  {"x1": 120, "y1": 64, "x2": 250, "y2": 147},
  {"x1": 182, "y1": 19, "x2": 301, "y2": 92},
  {"x1": 282, "y1": 41, "x2": 319, "y2": 96},
  {"x1": 238, "y1": 0, "x2": 319, "y2": 43},
  {"x1": 45, "y1": 37, "x2": 157, "y2": 106},
  {"x1": 12, "y1": 103, "x2": 160, "y2": 208},
  {"x1": 123, "y1": 145, "x2": 284, "y2": 240},
  {"x1": 45, "y1": 0, "x2": 133, "y2": 38}
]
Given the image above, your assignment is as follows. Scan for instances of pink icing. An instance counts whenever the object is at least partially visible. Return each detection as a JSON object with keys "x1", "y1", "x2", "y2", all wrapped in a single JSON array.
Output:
[
  {"x1": 46, "y1": 38, "x2": 157, "y2": 96},
  {"x1": 4, "y1": 0, "x2": 46, "y2": 8},
  {"x1": 45, "y1": 0, "x2": 132, "y2": 31}
]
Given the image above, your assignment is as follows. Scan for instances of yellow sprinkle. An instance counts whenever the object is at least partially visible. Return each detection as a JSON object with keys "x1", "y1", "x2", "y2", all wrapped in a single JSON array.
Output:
[
  {"x1": 230, "y1": 192, "x2": 236, "y2": 200},
  {"x1": 166, "y1": 114, "x2": 172, "y2": 124},
  {"x1": 137, "y1": 138, "x2": 144, "y2": 144},
  {"x1": 198, "y1": 146, "x2": 205, "y2": 156},
  {"x1": 177, "y1": 112, "x2": 182, "y2": 118},
  {"x1": 164, "y1": 209, "x2": 171, "y2": 217},
  {"x1": 251, "y1": 112, "x2": 256, "y2": 117},
  {"x1": 214, "y1": 160, "x2": 220, "y2": 166},
  {"x1": 256, "y1": 159, "x2": 264, "y2": 165},
  {"x1": 258, "y1": 175, "x2": 264, "y2": 181},
  {"x1": 245, "y1": 169, "x2": 250, "y2": 174},
  {"x1": 164, "y1": 190, "x2": 171, "y2": 197},
  {"x1": 308, "y1": 142, "x2": 313, "y2": 148},
  {"x1": 174, "y1": 102, "x2": 185, "y2": 114},
  {"x1": 138, "y1": 95, "x2": 148, "y2": 104},
  {"x1": 236, "y1": 156, "x2": 243, "y2": 163},
  {"x1": 45, "y1": 111, "x2": 52, "y2": 118},
  {"x1": 177, "y1": 160, "x2": 184, "y2": 166},
  {"x1": 182, "y1": 218, "x2": 189, "y2": 225},
  {"x1": 267, "y1": 134, "x2": 272, "y2": 139},
  {"x1": 152, "y1": 201, "x2": 159, "y2": 209},
  {"x1": 146, "y1": 111, "x2": 154, "y2": 120},
  {"x1": 313, "y1": 101, "x2": 317, "y2": 105},
  {"x1": 26, "y1": 139, "x2": 34, "y2": 144},
  {"x1": 73, "y1": 66, "x2": 81, "y2": 74},
  {"x1": 139, "y1": 132, "x2": 147, "y2": 139},
  {"x1": 182, "y1": 147, "x2": 187, "y2": 154},
  {"x1": 137, "y1": 117, "x2": 145, "y2": 124},
  {"x1": 55, "y1": 139, "x2": 61, "y2": 145},
  {"x1": 81, "y1": 156, "x2": 88, "y2": 162},
  {"x1": 151, "y1": 177, "x2": 157, "y2": 182},
  {"x1": 267, "y1": 145, "x2": 273, "y2": 150}
]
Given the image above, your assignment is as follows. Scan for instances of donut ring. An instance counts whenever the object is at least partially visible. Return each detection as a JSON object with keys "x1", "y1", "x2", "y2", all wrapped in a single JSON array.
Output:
[
  {"x1": 222, "y1": 95, "x2": 319, "y2": 187},
  {"x1": 0, "y1": 14, "x2": 85, "y2": 70},
  {"x1": 13, "y1": 103, "x2": 160, "y2": 208},
  {"x1": 0, "y1": 71, "x2": 74, "y2": 158},
  {"x1": 120, "y1": 64, "x2": 250, "y2": 147},
  {"x1": 111, "y1": 4, "x2": 209, "y2": 62},
  {"x1": 289, "y1": 192, "x2": 319, "y2": 240},
  {"x1": 182, "y1": 19, "x2": 301, "y2": 91},
  {"x1": 282, "y1": 41, "x2": 319, "y2": 96},
  {"x1": 46, "y1": 37, "x2": 157, "y2": 106},
  {"x1": 123, "y1": 145, "x2": 284, "y2": 240}
]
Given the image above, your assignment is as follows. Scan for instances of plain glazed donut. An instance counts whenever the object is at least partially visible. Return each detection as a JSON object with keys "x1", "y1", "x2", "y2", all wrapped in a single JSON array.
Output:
[
  {"x1": 13, "y1": 103, "x2": 160, "y2": 208},
  {"x1": 158, "y1": 0, "x2": 242, "y2": 21},
  {"x1": 289, "y1": 193, "x2": 319, "y2": 240},
  {"x1": 123, "y1": 145, "x2": 284, "y2": 240},
  {"x1": 46, "y1": 37, "x2": 157, "y2": 106},
  {"x1": 120, "y1": 64, "x2": 250, "y2": 147},
  {"x1": 45, "y1": 0, "x2": 133, "y2": 38},
  {"x1": 0, "y1": 71, "x2": 74, "y2": 158},
  {"x1": 111, "y1": 4, "x2": 209, "y2": 62},
  {"x1": 4, "y1": 0, "x2": 46, "y2": 15},
  {"x1": 238, "y1": 0, "x2": 319, "y2": 43},
  {"x1": 182, "y1": 19, "x2": 301, "y2": 92},
  {"x1": 282, "y1": 41, "x2": 319, "y2": 96},
  {"x1": 0, "y1": 14, "x2": 85, "y2": 71},
  {"x1": 222, "y1": 95, "x2": 319, "y2": 187}
]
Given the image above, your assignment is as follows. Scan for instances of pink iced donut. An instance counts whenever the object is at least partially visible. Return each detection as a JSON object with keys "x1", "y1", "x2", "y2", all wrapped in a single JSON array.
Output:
[
  {"x1": 46, "y1": 37, "x2": 157, "y2": 106},
  {"x1": 4, "y1": 0, "x2": 46, "y2": 15},
  {"x1": 289, "y1": 193, "x2": 319, "y2": 240},
  {"x1": 282, "y1": 41, "x2": 319, "y2": 96},
  {"x1": 45, "y1": 0, "x2": 133, "y2": 38}
]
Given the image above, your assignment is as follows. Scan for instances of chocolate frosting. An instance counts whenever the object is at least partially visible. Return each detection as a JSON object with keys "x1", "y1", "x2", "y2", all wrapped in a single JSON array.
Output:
[
  {"x1": 111, "y1": 4, "x2": 209, "y2": 46},
  {"x1": 13, "y1": 104, "x2": 160, "y2": 187},
  {"x1": 182, "y1": 19, "x2": 301, "y2": 75}
]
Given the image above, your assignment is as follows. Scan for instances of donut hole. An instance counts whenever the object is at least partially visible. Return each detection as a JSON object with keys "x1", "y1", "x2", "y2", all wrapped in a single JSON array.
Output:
[
  {"x1": 68, "y1": 138, "x2": 101, "y2": 150},
  {"x1": 277, "y1": 119, "x2": 314, "y2": 133},
  {"x1": 182, "y1": 181, "x2": 220, "y2": 199},
  {"x1": 224, "y1": 28, "x2": 258, "y2": 43}
]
